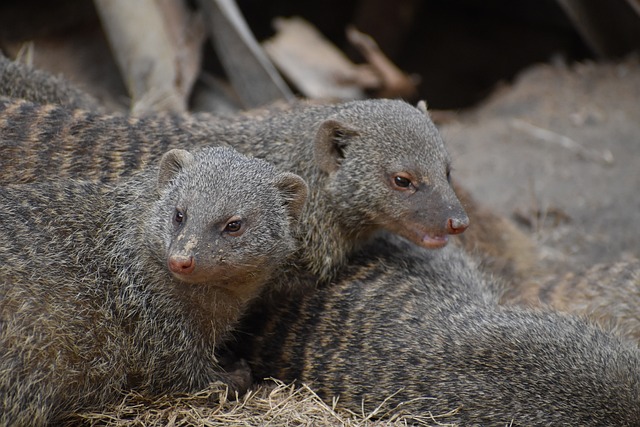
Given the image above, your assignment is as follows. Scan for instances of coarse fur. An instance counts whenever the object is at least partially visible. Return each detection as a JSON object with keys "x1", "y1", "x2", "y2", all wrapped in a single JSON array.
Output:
[
  {"x1": 0, "y1": 52, "x2": 541, "y2": 286},
  {"x1": 505, "y1": 258, "x2": 640, "y2": 344},
  {"x1": 0, "y1": 96, "x2": 467, "y2": 282},
  {"x1": 0, "y1": 146, "x2": 308, "y2": 426},
  {"x1": 234, "y1": 235, "x2": 640, "y2": 426},
  {"x1": 0, "y1": 98, "x2": 219, "y2": 182},
  {"x1": 0, "y1": 54, "x2": 102, "y2": 111}
]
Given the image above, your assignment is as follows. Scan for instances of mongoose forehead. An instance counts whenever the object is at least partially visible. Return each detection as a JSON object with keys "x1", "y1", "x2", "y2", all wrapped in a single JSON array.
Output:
[
  {"x1": 332, "y1": 99, "x2": 447, "y2": 161},
  {"x1": 171, "y1": 147, "x2": 294, "y2": 214}
]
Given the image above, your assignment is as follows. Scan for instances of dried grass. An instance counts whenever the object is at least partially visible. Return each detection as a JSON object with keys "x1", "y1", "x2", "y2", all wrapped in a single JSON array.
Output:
[{"x1": 70, "y1": 380, "x2": 458, "y2": 427}]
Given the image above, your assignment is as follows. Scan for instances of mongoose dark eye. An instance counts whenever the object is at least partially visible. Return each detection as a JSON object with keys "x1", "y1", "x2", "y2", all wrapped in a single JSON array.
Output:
[
  {"x1": 392, "y1": 173, "x2": 415, "y2": 191},
  {"x1": 394, "y1": 176, "x2": 411, "y2": 187},
  {"x1": 223, "y1": 216, "x2": 245, "y2": 236},
  {"x1": 174, "y1": 209, "x2": 185, "y2": 225},
  {"x1": 225, "y1": 221, "x2": 241, "y2": 232},
  {"x1": 446, "y1": 168, "x2": 452, "y2": 184}
]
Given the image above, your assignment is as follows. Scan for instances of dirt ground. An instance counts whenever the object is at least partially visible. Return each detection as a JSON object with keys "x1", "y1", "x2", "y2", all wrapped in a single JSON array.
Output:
[{"x1": 443, "y1": 56, "x2": 640, "y2": 275}]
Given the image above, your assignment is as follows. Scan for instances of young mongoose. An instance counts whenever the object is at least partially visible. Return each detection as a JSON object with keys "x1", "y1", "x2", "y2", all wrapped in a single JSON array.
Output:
[
  {"x1": 235, "y1": 235, "x2": 640, "y2": 426},
  {"x1": 0, "y1": 146, "x2": 308, "y2": 426},
  {"x1": 0, "y1": 97, "x2": 468, "y2": 282}
]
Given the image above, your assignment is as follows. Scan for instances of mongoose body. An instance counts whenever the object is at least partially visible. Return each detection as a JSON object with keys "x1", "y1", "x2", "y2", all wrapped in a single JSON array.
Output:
[
  {"x1": 0, "y1": 146, "x2": 308, "y2": 425},
  {"x1": 0, "y1": 97, "x2": 468, "y2": 280},
  {"x1": 236, "y1": 235, "x2": 640, "y2": 426},
  {"x1": 0, "y1": 54, "x2": 102, "y2": 111},
  {"x1": 505, "y1": 258, "x2": 640, "y2": 344}
]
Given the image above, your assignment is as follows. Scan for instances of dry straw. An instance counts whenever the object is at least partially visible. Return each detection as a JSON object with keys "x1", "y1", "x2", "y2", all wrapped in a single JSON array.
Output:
[{"x1": 71, "y1": 380, "x2": 458, "y2": 427}]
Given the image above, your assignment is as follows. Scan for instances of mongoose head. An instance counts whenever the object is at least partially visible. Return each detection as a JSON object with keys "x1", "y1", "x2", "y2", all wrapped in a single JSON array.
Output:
[
  {"x1": 314, "y1": 99, "x2": 468, "y2": 249},
  {"x1": 147, "y1": 147, "x2": 308, "y2": 293}
]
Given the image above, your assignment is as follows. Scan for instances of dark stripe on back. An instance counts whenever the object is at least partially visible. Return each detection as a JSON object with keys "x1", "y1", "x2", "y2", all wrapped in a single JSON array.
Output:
[
  {"x1": 124, "y1": 116, "x2": 149, "y2": 173},
  {"x1": 3, "y1": 100, "x2": 38, "y2": 147},
  {"x1": 38, "y1": 105, "x2": 69, "y2": 171},
  {"x1": 251, "y1": 293, "x2": 310, "y2": 380}
]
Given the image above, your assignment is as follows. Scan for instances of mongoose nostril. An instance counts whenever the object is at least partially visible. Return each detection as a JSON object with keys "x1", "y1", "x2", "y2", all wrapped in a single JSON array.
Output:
[
  {"x1": 168, "y1": 255, "x2": 195, "y2": 275},
  {"x1": 447, "y1": 217, "x2": 469, "y2": 234}
]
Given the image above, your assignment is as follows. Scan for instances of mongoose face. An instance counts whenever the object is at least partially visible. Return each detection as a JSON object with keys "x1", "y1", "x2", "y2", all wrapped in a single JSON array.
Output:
[
  {"x1": 147, "y1": 147, "x2": 308, "y2": 292},
  {"x1": 314, "y1": 99, "x2": 469, "y2": 248}
]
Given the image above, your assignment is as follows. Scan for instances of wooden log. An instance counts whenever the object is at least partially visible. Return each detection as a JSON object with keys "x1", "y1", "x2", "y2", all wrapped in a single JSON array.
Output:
[
  {"x1": 263, "y1": 17, "x2": 366, "y2": 101},
  {"x1": 94, "y1": 0, "x2": 204, "y2": 114},
  {"x1": 196, "y1": 0, "x2": 293, "y2": 108}
]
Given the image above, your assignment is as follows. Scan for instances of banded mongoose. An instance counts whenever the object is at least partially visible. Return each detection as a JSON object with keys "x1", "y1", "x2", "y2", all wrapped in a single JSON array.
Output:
[
  {"x1": 0, "y1": 96, "x2": 469, "y2": 282},
  {"x1": 0, "y1": 51, "x2": 540, "y2": 284},
  {"x1": 0, "y1": 54, "x2": 103, "y2": 111},
  {"x1": 234, "y1": 235, "x2": 640, "y2": 426},
  {"x1": 0, "y1": 146, "x2": 308, "y2": 426},
  {"x1": 504, "y1": 258, "x2": 640, "y2": 344}
]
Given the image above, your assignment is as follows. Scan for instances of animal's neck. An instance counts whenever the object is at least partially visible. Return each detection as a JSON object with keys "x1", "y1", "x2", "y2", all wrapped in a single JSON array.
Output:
[
  {"x1": 178, "y1": 283, "x2": 253, "y2": 345},
  {"x1": 300, "y1": 194, "x2": 359, "y2": 281}
]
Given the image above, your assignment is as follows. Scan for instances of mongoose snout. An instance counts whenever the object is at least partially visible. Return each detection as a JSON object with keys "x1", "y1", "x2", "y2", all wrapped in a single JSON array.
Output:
[
  {"x1": 168, "y1": 254, "x2": 195, "y2": 276},
  {"x1": 447, "y1": 216, "x2": 469, "y2": 234}
]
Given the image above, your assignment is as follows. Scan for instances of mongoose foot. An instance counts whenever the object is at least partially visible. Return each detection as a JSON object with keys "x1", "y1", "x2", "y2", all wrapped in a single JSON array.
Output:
[{"x1": 222, "y1": 358, "x2": 253, "y2": 397}]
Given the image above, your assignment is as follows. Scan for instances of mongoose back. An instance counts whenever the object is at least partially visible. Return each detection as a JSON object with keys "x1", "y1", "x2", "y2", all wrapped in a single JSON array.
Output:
[
  {"x1": 505, "y1": 258, "x2": 640, "y2": 344},
  {"x1": 0, "y1": 146, "x2": 308, "y2": 426},
  {"x1": 235, "y1": 235, "x2": 640, "y2": 426},
  {"x1": 0, "y1": 54, "x2": 102, "y2": 111},
  {"x1": 0, "y1": 97, "x2": 468, "y2": 280}
]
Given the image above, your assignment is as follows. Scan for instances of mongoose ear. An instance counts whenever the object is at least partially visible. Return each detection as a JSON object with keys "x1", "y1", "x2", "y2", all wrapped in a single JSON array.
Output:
[
  {"x1": 157, "y1": 149, "x2": 195, "y2": 190},
  {"x1": 274, "y1": 172, "x2": 309, "y2": 222},
  {"x1": 416, "y1": 100, "x2": 428, "y2": 115},
  {"x1": 314, "y1": 119, "x2": 360, "y2": 174}
]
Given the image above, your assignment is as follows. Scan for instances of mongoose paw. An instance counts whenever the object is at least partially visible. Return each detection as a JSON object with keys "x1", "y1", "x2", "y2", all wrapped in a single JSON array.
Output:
[{"x1": 223, "y1": 358, "x2": 253, "y2": 397}]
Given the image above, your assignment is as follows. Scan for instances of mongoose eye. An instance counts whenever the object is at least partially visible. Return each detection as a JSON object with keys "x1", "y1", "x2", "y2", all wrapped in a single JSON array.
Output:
[
  {"x1": 392, "y1": 173, "x2": 415, "y2": 191},
  {"x1": 446, "y1": 168, "x2": 452, "y2": 184},
  {"x1": 174, "y1": 209, "x2": 185, "y2": 225},
  {"x1": 394, "y1": 176, "x2": 411, "y2": 187},
  {"x1": 223, "y1": 216, "x2": 245, "y2": 236}
]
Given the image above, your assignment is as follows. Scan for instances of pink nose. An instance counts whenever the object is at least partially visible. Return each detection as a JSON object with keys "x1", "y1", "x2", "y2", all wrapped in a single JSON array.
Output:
[
  {"x1": 447, "y1": 217, "x2": 469, "y2": 235},
  {"x1": 168, "y1": 255, "x2": 195, "y2": 275}
]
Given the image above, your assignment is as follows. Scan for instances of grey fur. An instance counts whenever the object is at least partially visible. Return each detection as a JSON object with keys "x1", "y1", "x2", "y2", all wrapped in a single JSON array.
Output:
[
  {"x1": 235, "y1": 235, "x2": 640, "y2": 426},
  {"x1": 0, "y1": 146, "x2": 307, "y2": 425},
  {"x1": 506, "y1": 258, "x2": 640, "y2": 345},
  {"x1": 0, "y1": 54, "x2": 102, "y2": 111},
  {"x1": 0, "y1": 96, "x2": 467, "y2": 283}
]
